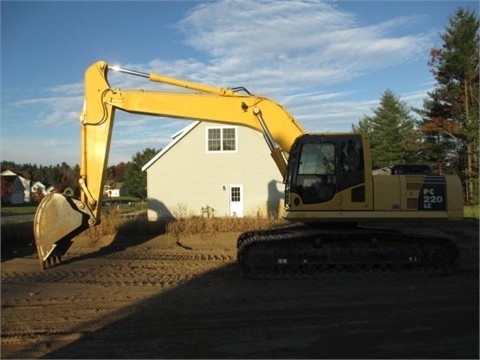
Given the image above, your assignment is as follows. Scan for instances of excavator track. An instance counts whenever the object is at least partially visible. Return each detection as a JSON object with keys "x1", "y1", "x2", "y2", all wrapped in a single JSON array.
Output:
[{"x1": 237, "y1": 224, "x2": 459, "y2": 278}]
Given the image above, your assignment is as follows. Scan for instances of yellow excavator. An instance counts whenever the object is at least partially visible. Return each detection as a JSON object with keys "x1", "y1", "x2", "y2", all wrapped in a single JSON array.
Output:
[{"x1": 34, "y1": 61, "x2": 463, "y2": 275}]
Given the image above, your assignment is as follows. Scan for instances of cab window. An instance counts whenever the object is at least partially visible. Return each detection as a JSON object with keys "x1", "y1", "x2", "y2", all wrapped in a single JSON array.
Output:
[{"x1": 295, "y1": 143, "x2": 336, "y2": 204}]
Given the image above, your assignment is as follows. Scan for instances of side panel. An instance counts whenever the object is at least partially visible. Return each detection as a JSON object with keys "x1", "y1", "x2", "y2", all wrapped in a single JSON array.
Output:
[
  {"x1": 444, "y1": 174, "x2": 464, "y2": 219},
  {"x1": 372, "y1": 175, "x2": 438, "y2": 211},
  {"x1": 372, "y1": 175, "x2": 461, "y2": 214},
  {"x1": 373, "y1": 176, "x2": 402, "y2": 210}
]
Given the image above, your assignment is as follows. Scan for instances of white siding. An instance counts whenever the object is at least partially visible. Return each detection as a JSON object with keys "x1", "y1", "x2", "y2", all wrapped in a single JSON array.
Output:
[
  {"x1": 19, "y1": 177, "x2": 31, "y2": 203},
  {"x1": 146, "y1": 122, "x2": 284, "y2": 220}
]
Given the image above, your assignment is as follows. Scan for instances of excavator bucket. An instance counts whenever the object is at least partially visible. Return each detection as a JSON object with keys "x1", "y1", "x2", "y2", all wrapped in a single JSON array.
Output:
[{"x1": 34, "y1": 193, "x2": 91, "y2": 270}]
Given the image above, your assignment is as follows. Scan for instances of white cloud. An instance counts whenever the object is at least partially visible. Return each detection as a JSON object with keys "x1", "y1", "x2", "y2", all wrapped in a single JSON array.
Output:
[
  {"x1": 48, "y1": 83, "x2": 84, "y2": 96},
  {"x1": 15, "y1": 95, "x2": 83, "y2": 126},
  {"x1": 174, "y1": 0, "x2": 431, "y2": 93}
]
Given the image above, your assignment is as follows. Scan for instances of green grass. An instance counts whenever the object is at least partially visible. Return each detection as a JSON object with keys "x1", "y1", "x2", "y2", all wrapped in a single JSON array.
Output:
[
  {"x1": 464, "y1": 205, "x2": 479, "y2": 219},
  {"x1": 1, "y1": 199, "x2": 146, "y2": 217},
  {"x1": 1, "y1": 204, "x2": 38, "y2": 216},
  {"x1": 102, "y1": 200, "x2": 147, "y2": 214}
]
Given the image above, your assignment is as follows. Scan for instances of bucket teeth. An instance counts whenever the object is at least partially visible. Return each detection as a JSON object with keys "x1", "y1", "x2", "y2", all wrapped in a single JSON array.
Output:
[{"x1": 41, "y1": 251, "x2": 62, "y2": 270}]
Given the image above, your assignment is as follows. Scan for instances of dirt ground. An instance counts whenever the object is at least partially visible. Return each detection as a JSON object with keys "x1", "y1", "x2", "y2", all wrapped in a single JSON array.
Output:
[{"x1": 1, "y1": 222, "x2": 479, "y2": 359}]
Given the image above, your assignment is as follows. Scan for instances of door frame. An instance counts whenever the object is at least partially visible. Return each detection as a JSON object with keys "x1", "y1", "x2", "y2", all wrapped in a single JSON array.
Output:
[{"x1": 228, "y1": 184, "x2": 244, "y2": 217}]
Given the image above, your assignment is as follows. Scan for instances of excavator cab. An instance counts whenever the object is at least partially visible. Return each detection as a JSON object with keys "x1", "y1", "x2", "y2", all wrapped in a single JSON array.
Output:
[{"x1": 284, "y1": 134, "x2": 372, "y2": 221}]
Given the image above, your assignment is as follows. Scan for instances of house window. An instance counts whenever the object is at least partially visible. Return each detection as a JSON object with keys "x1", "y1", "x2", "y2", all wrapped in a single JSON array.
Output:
[{"x1": 207, "y1": 127, "x2": 237, "y2": 152}]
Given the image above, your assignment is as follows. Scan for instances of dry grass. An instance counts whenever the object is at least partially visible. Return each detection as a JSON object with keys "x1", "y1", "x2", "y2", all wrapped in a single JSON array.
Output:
[
  {"x1": 166, "y1": 216, "x2": 279, "y2": 238},
  {"x1": 82, "y1": 209, "x2": 280, "y2": 239},
  {"x1": 83, "y1": 210, "x2": 167, "y2": 238}
]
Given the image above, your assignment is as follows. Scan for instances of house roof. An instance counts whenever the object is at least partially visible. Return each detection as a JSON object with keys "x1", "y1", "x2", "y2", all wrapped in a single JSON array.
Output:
[
  {"x1": 1, "y1": 174, "x2": 26, "y2": 191},
  {"x1": 1, "y1": 170, "x2": 18, "y2": 176},
  {"x1": 1, "y1": 170, "x2": 30, "y2": 189},
  {"x1": 142, "y1": 121, "x2": 200, "y2": 172}
]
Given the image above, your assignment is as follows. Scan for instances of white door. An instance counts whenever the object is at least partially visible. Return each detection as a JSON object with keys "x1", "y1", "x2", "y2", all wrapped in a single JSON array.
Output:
[{"x1": 229, "y1": 185, "x2": 244, "y2": 217}]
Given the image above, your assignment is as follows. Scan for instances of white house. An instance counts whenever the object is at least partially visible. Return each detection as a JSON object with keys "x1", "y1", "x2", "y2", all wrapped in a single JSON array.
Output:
[
  {"x1": 103, "y1": 182, "x2": 125, "y2": 198},
  {"x1": 31, "y1": 181, "x2": 46, "y2": 194},
  {"x1": 142, "y1": 121, "x2": 285, "y2": 220},
  {"x1": 1, "y1": 170, "x2": 31, "y2": 204}
]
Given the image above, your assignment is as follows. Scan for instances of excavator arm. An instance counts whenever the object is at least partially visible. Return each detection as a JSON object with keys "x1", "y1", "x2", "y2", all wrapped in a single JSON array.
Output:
[{"x1": 34, "y1": 60, "x2": 304, "y2": 269}]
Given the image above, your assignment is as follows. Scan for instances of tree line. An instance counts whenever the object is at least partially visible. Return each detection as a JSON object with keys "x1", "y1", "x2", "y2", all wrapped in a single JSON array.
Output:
[{"x1": 1, "y1": 147, "x2": 159, "y2": 203}]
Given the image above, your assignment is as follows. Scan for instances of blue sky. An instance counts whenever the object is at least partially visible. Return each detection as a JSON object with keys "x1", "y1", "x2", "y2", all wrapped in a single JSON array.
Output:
[{"x1": 1, "y1": 0, "x2": 477, "y2": 166}]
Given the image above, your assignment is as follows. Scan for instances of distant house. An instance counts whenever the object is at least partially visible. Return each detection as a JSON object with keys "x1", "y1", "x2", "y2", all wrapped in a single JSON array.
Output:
[
  {"x1": 103, "y1": 182, "x2": 125, "y2": 198},
  {"x1": 31, "y1": 182, "x2": 59, "y2": 203},
  {"x1": 31, "y1": 181, "x2": 46, "y2": 194},
  {"x1": 1, "y1": 170, "x2": 31, "y2": 204},
  {"x1": 142, "y1": 121, "x2": 284, "y2": 220}
]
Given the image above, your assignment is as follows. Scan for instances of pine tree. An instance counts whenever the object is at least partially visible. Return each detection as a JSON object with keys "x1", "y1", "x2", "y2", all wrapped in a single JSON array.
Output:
[
  {"x1": 123, "y1": 148, "x2": 160, "y2": 199},
  {"x1": 352, "y1": 90, "x2": 421, "y2": 168},
  {"x1": 421, "y1": 7, "x2": 479, "y2": 203}
]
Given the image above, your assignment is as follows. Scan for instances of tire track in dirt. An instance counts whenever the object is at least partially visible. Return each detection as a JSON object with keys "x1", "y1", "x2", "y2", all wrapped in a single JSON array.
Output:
[
  {"x1": 1, "y1": 243, "x2": 235, "y2": 358},
  {"x1": 2, "y1": 251, "x2": 235, "y2": 286}
]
